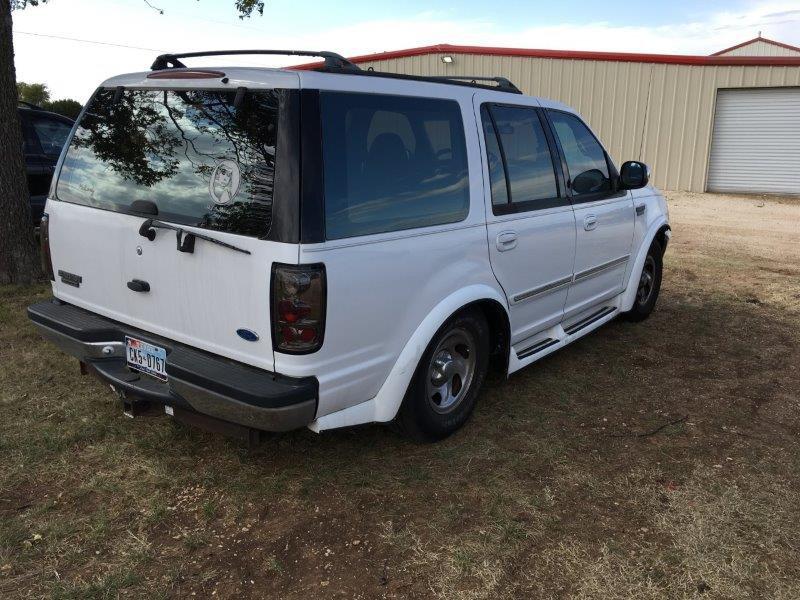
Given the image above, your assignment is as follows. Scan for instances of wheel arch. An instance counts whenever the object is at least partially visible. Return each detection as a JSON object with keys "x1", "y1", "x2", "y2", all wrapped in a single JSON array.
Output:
[
  {"x1": 654, "y1": 223, "x2": 671, "y2": 256},
  {"x1": 463, "y1": 297, "x2": 511, "y2": 377},
  {"x1": 621, "y1": 218, "x2": 670, "y2": 312},
  {"x1": 308, "y1": 284, "x2": 509, "y2": 431}
]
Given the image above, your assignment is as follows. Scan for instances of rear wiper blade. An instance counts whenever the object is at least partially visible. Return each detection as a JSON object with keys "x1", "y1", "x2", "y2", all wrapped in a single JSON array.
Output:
[{"x1": 138, "y1": 218, "x2": 251, "y2": 255}]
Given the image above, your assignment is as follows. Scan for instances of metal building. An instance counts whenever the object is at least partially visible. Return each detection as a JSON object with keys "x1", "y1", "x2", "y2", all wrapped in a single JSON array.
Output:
[{"x1": 305, "y1": 38, "x2": 800, "y2": 194}]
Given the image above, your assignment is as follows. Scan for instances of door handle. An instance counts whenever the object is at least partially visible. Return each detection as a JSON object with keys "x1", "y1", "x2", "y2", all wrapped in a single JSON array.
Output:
[
  {"x1": 583, "y1": 215, "x2": 598, "y2": 231},
  {"x1": 495, "y1": 231, "x2": 518, "y2": 252}
]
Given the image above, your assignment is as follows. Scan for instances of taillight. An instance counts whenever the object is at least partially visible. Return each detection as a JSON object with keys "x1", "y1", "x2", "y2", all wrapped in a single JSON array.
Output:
[
  {"x1": 39, "y1": 213, "x2": 55, "y2": 281},
  {"x1": 271, "y1": 263, "x2": 326, "y2": 354}
]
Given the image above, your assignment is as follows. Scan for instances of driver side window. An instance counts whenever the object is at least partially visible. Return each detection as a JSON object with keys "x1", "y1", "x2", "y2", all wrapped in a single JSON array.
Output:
[{"x1": 548, "y1": 110, "x2": 611, "y2": 197}]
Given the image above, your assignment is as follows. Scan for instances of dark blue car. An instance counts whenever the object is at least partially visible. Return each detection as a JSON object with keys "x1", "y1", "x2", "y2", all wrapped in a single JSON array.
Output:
[{"x1": 18, "y1": 102, "x2": 74, "y2": 225}]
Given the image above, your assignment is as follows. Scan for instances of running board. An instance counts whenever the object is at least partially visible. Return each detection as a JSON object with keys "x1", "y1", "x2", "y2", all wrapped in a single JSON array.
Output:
[
  {"x1": 516, "y1": 337, "x2": 559, "y2": 360},
  {"x1": 564, "y1": 306, "x2": 617, "y2": 336}
]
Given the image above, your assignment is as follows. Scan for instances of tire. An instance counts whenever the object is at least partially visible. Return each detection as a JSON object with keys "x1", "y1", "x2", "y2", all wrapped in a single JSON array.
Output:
[
  {"x1": 623, "y1": 239, "x2": 663, "y2": 322},
  {"x1": 395, "y1": 308, "x2": 490, "y2": 442}
]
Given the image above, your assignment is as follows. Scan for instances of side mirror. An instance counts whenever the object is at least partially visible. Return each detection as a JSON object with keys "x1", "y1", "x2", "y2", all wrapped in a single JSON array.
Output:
[
  {"x1": 619, "y1": 161, "x2": 650, "y2": 189},
  {"x1": 572, "y1": 169, "x2": 606, "y2": 194}
]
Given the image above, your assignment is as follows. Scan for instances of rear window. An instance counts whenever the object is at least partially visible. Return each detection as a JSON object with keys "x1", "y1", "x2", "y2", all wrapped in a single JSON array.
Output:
[
  {"x1": 56, "y1": 88, "x2": 279, "y2": 238},
  {"x1": 29, "y1": 115, "x2": 73, "y2": 158},
  {"x1": 320, "y1": 92, "x2": 469, "y2": 240}
]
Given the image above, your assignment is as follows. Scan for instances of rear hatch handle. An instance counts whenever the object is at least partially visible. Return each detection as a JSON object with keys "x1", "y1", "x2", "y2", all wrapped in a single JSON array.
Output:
[{"x1": 138, "y1": 218, "x2": 251, "y2": 255}]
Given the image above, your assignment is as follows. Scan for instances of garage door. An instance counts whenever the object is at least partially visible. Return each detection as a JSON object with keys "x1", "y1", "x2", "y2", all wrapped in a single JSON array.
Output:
[{"x1": 707, "y1": 88, "x2": 800, "y2": 194}]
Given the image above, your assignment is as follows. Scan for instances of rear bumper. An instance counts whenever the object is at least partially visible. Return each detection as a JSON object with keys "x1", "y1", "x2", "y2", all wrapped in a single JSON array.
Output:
[{"x1": 27, "y1": 300, "x2": 318, "y2": 432}]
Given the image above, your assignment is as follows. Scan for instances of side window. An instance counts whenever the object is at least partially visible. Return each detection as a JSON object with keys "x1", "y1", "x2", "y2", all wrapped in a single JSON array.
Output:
[
  {"x1": 548, "y1": 111, "x2": 611, "y2": 197},
  {"x1": 320, "y1": 92, "x2": 470, "y2": 240},
  {"x1": 30, "y1": 116, "x2": 73, "y2": 158},
  {"x1": 481, "y1": 104, "x2": 559, "y2": 213},
  {"x1": 480, "y1": 106, "x2": 509, "y2": 207}
]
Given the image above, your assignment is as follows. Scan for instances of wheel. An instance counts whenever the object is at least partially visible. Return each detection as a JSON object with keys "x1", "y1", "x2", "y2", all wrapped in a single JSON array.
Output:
[
  {"x1": 623, "y1": 239, "x2": 663, "y2": 322},
  {"x1": 395, "y1": 308, "x2": 489, "y2": 442}
]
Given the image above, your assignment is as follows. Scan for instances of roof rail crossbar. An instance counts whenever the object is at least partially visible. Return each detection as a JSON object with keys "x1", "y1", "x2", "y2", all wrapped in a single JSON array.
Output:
[
  {"x1": 423, "y1": 76, "x2": 521, "y2": 93},
  {"x1": 150, "y1": 50, "x2": 360, "y2": 71}
]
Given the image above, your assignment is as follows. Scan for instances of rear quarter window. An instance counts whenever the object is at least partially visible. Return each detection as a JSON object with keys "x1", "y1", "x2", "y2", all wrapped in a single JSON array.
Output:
[{"x1": 320, "y1": 92, "x2": 470, "y2": 240}]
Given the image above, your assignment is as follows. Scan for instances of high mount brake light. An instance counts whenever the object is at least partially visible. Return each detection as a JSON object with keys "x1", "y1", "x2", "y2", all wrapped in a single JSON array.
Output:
[
  {"x1": 146, "y1": 70, "x2": 227, "y2": 80},
  {"x1": 39, "y1": 213, "x2": 55, "y2": 281},
  {"x1": 271, "y1": 263, "x2": 326, "y2": 354}
]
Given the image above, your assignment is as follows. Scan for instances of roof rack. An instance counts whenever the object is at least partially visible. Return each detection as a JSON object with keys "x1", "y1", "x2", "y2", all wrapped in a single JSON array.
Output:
[
  {"x1": 18, "y1": 100, "x2": 44, "y2": 110},
  {"x1": 311, "y1": 67, "x2": 523, "y2": 94},
  {"x1": 149, "y1": 49, "x2": 522, "y2": 94},
  {"x1": 151, "y1": 49, "x2": 360, "y2": 71},
  {"x1": 422, "y1": 76, "x2": 521, "y2": 93}
]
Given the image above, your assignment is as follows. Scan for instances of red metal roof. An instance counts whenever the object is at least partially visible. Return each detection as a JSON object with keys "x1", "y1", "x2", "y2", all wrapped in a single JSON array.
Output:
[
  {"x1": 293, "y1": 43, "x2": 800, "y2": 69},
  {"x1": 711, "y1": 36, "x2": 800, "y2": 57}
]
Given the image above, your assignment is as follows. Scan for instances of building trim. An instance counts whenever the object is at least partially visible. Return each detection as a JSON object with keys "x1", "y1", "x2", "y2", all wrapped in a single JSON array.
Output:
[
  {"x1": 293, "y1": 43, "x2": 800, "y2": 69},
  {"x1": 710, "y1": 36, "x2": 800, "y2": 57}
]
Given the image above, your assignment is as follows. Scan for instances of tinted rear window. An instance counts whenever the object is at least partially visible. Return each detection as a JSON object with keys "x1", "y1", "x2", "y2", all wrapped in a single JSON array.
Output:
[
  {"x1": 56, "y1": 88, "x2": 279, "y2": 237},
  {"x1": 320, "y1": 92, "x2": 469, "y2": 240},
  {"x1": 29, "y1": 115, "x2": 73, "y2": 158}
]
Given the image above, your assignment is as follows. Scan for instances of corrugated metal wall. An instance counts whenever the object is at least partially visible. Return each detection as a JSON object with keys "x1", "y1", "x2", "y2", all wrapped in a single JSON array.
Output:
[
  {"x1": 357, "y1": 53, "x2": 800, "y2": 191},
  {"x1": 718, "y1": 40, "x2": 800, "y2": 57}
]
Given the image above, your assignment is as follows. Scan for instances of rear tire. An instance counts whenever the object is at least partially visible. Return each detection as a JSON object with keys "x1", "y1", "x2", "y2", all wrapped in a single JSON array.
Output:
[
  {"x1": 623, "y1": 239, "x2": 663, "y2": 322},
  {"x1": 395, "y1": 308, "x2": 489, "y2": 442}
]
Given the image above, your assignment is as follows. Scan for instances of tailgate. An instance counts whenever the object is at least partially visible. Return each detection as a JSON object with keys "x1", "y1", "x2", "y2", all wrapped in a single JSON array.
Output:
[
  {"x1": 46, "y1": 79, "x2": 301, "y2": 370},
  {"x1": 47, "y1": 201, "x2": 296, "y2": 370}
]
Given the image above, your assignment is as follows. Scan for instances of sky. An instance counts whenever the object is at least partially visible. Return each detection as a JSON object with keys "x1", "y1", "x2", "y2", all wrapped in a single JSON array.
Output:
[{"x1": 11, "y1": 0, "x2": 800, "y2": 101}]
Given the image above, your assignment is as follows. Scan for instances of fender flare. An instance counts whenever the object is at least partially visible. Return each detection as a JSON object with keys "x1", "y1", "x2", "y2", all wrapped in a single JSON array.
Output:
[
  {"x1": 309, "y1": 284, "x2": 508, "y2": 431},
  {"x1": 620, "y1": 218, "x2": 670, "y2": 312},
  {"x1": 372, "y1": 283, "x2": 508, "y2": 422}
]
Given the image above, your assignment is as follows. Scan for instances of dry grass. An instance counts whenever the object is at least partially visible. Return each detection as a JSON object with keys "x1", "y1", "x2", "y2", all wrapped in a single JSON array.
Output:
[{"x1": 1, "y1": 191, "x2": 799, "y2": 599}]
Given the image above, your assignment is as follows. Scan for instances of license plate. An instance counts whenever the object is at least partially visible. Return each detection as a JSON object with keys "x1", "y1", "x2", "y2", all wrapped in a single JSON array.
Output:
[{"x1": 125, "y1": 336, "x2": 167, "y2": 381}]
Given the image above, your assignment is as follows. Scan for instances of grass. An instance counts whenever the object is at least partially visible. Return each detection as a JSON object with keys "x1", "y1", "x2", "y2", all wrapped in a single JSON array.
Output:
[{"x1": 1, "y1": 192, "x2": 799, "y2": 598}]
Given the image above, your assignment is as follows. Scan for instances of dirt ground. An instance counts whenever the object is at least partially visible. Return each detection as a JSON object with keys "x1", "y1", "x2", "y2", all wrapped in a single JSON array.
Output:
[{"x1": 1, "y1": 191, "x2": 799, "y2": 599}]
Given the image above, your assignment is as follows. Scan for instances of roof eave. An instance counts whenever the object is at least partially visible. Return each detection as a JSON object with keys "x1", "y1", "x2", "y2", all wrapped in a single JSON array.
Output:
[{"x1": 292, "y1": 43, "x2": 800, "y2": 70}]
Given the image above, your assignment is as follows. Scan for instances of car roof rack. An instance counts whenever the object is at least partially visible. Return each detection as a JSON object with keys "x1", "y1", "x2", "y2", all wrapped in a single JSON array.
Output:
[
  {"x1": 310, "y1": 67, "x2": 523, "y2": 94},
  {"x1": 18, "y1": 100, "x2": 44, "y2": 110},
  {"x1": 149, "y1": 50, "x2": 522, "y2": 94},
  {"x1": 422, "y1": 76, "x2": 521, "y2": 93},
  {"x1": 151, "y1": 49, "x2": 360, "y2": 71}
]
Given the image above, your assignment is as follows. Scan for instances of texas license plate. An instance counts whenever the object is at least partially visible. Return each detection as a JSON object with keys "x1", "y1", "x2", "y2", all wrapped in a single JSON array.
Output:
[{"x1": 125, "y1": 336, "x2": 167, "y2": 381}]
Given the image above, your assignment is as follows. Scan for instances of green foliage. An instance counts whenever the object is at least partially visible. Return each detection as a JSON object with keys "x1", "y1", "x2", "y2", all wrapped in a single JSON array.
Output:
[
  {"x1": 235, "y1": 0, "x2": 265, "y2": 18},
  {"x1": 17, "y1": 81, "x2": 50, "y2": 106},
  {"x1": 17, "y1": 82, "x2": 83, "y2": 118},
  {"x1": 43, "y1": 98, "x2": 83, "y2": 119}
]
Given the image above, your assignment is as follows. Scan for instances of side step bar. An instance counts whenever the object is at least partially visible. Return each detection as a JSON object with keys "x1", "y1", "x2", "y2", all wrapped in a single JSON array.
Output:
[
  {"x1": 564, "y1": 306, "x2": 616, "y2": 336},
  {"x1": 513, "y1": 306, "x2": 618, "y2": 361},
  {"x1": 516, "y1": 337, "x2": 559, "y2": 360}
]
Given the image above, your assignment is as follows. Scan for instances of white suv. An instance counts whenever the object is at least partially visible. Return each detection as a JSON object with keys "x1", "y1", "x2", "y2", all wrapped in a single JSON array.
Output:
[{"x1": 29, "y1": 50, "x2": 670, "y2": 441}]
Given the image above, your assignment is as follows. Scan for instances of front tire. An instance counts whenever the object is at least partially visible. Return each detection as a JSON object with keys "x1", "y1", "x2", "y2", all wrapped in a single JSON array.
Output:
[
  {"x1": 395, "y1": 308, "x2": 489, "y2": 442},
  {"x1": 623, "y1": 239, "x2": 663, "y2": 322}
]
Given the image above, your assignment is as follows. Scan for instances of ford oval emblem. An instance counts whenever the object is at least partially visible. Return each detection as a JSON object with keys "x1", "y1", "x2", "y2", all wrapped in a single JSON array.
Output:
[{"x1": 236, "y1": 328, "x2": 259, "y2": 342}]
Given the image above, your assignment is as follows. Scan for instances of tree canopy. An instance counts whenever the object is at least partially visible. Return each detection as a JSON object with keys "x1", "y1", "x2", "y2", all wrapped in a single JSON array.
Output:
[
  {"x1": 17, "y1": 81, "x2": 49, "y2": 105},
  {"x1": 17, "y1": 82, "x2": 83, "y2": 118}
]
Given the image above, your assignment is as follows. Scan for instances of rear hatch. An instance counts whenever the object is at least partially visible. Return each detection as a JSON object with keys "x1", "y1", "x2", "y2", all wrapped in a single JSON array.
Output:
[{"x1": 47, "y1": 72, "x2": 301, "y2": 370}]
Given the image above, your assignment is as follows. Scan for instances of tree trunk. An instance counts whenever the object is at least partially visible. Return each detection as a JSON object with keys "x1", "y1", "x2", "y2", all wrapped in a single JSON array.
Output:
[{"x1": 0, "y1": 0, "x2": 43, "y2": 284}]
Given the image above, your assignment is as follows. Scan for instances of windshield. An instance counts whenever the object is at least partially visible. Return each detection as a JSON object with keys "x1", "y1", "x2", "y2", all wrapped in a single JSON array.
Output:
[{"x1": 56, "y1": 88, "x2": 279, "y2": 238}]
